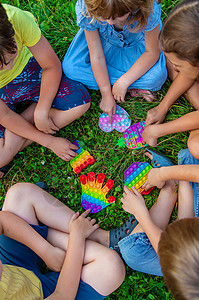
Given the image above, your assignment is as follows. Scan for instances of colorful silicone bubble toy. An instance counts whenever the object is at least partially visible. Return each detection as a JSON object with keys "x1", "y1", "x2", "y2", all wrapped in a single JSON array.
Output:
[
  {"x1": 122, "y1": 121, "x2": 147, "y2": 149},
  {"x1": 124, "y1": 162, "x2": 154, "y2": 195},
  {"x1": 80, "y1": 172, "x2": 116, "y2": 213},
  {"x1": 70, "y1": 141, "x2": 95, "y2": 174},
  {"x1": 99, "y1": 105, "x2": 131, "y2": 133}
]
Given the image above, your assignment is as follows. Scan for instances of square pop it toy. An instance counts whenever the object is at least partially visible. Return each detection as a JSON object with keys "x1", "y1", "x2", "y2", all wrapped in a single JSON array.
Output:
[
  {"x1": 80, "y1": 172, "x2": 116, "y2": 213},
  {"x1": 123, "y1": 121, "x2": 147, "y2": 150},
  {"x1": 124, "y1": 162, "x2": 154, "y2": 195},
  {"x1": 70, "y1": 141, "x2": 95, "y2": 174},
  {"x1": 99, "y1": 105, "x2": 131, "y2": 133}
]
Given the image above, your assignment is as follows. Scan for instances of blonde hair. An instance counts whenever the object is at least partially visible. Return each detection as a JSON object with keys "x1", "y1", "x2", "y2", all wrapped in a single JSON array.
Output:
[
  {"x1": 159, "y1": 0, "x2": 199, "y2": 66},
  {"x1": 158, "y1": 218, "x2": 199, "y2": 300},
  {"x1": 83, "y1": 0, "x2": 153, "y2": 31}
]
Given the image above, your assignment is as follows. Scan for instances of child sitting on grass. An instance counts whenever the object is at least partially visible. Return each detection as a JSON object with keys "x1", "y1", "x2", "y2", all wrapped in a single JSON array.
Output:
[
  {"x1": 0, "y1": 3, "x2": 91, "y2": 178},
  {"x1": 0, "y1": 182, "x2": 125, "y2": 299},
  {"x1": 142, "y1": 0, "x2": 199, "y2": 159}
]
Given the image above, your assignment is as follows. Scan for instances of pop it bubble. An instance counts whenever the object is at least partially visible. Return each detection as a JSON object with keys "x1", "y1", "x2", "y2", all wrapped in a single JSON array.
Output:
[
  {"x1": 124, "y1": 162, "x2": 154, "y2": 195},
  {"x1": 80, "y1": 172, "x2": 116, "y2": 213},
  {"x1": 123, "y1": 121, "x2": 147, "y2": 150},
  {"x1": 70, "y1": 141, "x2": 95, "y2": 174},
  {"x1": 99, "y1": 105, "x2": 131, "y2": 133}
]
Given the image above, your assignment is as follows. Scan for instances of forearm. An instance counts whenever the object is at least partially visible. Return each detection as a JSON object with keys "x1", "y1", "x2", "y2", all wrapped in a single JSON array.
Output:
[
  {"x1": 121, "y1": 50, "x2": 160, "y2": 87},
  {"x1": 37, "y1": 63, "x2": 62, "y2": 113},
  {"x1": 158, "y1": 73, "x2": 195, "y2": 112},
  {"x1": 154, "y1": 111, "x2": 199, "y2": 137},
  {"x1": 53, "y1": 233, "x2": 85, "y2": 299},
  {"x1": 136, "y1": 210, "x2": 162, "y2": 253},
  {"x1": 0, "y1": 211, "x2": 51, "y2": 261},
  {"x1": 159, "y1": 165, "x2": 199, "y2": 183}
]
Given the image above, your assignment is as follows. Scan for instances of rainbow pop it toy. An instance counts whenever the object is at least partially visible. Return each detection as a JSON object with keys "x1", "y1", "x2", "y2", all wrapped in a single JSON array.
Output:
[
  {"x1": 122, "y1": 121, "x2": 147, "y2": 149},
  {"x1": 124, "y1": 162, "x2": 154, "y2": 195},
  {"x1": 80, "y1": 172, "x2": 116, "y2": 213},
  {"x1": 99, "y1": 105, "x2": 131, "y2": 133},
  {"x1": 70, "y1": 141, "x2": 95, "y2": 174}
]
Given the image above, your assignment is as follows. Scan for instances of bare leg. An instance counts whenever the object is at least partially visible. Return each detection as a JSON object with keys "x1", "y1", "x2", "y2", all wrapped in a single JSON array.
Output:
[
  {"x1": 178, "y1": 180, "x2": 194, "y2": 219},
  {"x1": 167, "y1": 59, "x2": 199, "y2": 109},
  {"x1": 187, "y1": 129, "x2": 199, "y2": 160},
  {"x1": 2, "y1": 182, "x2": 125, "y2": 296},
  {"x1": 49, "y1": 102, "x2": 90, "y2": 129},
  {"x1": 0, "y1": 103, "x2": 36, "y2": 177}
]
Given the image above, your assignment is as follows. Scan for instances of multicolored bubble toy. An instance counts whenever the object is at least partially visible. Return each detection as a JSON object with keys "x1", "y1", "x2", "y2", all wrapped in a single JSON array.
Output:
[
  {"x1": 117, "y1": 121, "x2": 147, "y2": 150},
  {"x1": 124, "y1": 162, "x2": 154, "y2": 195},
  {"x1": 70, "y1": 141, "x2": 95, "y2": 174},
  {"x1": 99, "y1": 105, "x2": 131, "y2": 133},
  {"x1": 80, "y1": 172, "x2": 116, "y2": 213}
]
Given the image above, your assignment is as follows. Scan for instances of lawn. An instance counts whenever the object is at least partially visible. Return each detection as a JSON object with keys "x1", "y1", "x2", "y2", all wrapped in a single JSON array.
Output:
[{"x1": 1, "y1": 0, "x2": 192, "y2": 299}]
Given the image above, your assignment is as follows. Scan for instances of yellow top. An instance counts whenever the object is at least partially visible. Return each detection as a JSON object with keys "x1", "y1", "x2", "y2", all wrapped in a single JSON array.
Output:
[
  {"x1": 0, "y1": 4, "x2": 41, "y2": 89},
  {"x1": 0, "y1": 264, "x2": 44, "y2": 299}
]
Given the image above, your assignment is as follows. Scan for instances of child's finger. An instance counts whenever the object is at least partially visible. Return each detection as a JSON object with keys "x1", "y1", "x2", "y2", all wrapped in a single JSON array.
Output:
[
  {"x1": 81, "y1": 209, "x2": 91, "y2": 218},
  {"x1": 91, "y1": 218, "x2": 97, "y2": 225},
  {"x1": 131, "y1": 186, "x2": 140, "y2": 195},
  {"x1": 108, "y1": 112, "x2": 113, "y2": 124},
  {"x1": 71, "y1": 212, "x2": 79, "y2": 221}
]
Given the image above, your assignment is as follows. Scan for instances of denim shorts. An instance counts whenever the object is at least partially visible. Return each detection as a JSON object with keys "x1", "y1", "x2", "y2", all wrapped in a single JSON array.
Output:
[
  {"x1": 0, "y1": 223, "x2": 105, "y2": 299},
  {"x1": 0, "y1": 57, "x2": 91, "y2": 138},
  {"x1": 118, "y1": 232, "x2": 162, "y2": 276},
  {"x1": 178, "y1": 148, "x2": 199, "y2": 217}
]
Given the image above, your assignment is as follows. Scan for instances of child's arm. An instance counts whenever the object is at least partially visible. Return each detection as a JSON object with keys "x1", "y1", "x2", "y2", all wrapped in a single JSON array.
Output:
[
  {"x1": 112, "y1": 26, "x2": 161, "y2": 101},
  {"x1": 85, "y1": 30, "x2": 116, "y2": 123},
  {"x1": 0, "y1": 99, "x2": 77, "y2": 161},
  {"x1": 142, "y1": 110, "x2": 199, "y2": 147},
  {"x1": 145, "y1": 73, "x2": 195, "y2": 126},
  {"x1": 47, "y1": 210, "x2": 99, "y2": 300},
  {"x1": 0, "y1": 211, "x2": 65, "y2": 272},
  {"x1": 144, "y1": 165, "x2": 199, "y2": 191},
  {"x1": 121, "y1": 186, "x2": 162, "y2": 253},
  {"x1": 27, "y1": 35, "x2": 62, "y2": 134}
]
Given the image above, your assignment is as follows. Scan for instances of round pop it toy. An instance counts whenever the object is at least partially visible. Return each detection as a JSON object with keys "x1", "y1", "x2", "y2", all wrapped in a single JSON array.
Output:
[
  {"x1": 99, "y1": 105, "x2": 131, "y2": 133},
  {"x1": 80, "y1": 172, "x2": 116, "y2": 213},
  {"x1": 124, "y1": 162, "x2": 154, "y2": 195}
]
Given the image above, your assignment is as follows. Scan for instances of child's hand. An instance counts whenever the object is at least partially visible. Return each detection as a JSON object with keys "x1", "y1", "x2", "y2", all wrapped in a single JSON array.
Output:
[
  {"x1": 121, "y1": 186, "x2": 148, "y2": 219},
  {"x1": 34, "y1": 109, "x2": 59, "y2": 134},
  {"x1": 112, "y1": 78, "x2": 128, "y2": 102},
  {"x1": 145, "y1": 105, "x2": 167, "y2": 127},
  {"x1": 142, "y1": 125, "x2": 159, "y2": 147},
  {"x1": 100, "y1": 96, "x2": 116, "y2": 123},
  {"x1": 69, "y1": 210, "x2": 99, "y2": 239},
  {"x1": 49, "y1": 136, "x2": 78, "y2": 161},
  {"x1": 142, "y1": 168, "x2": 166, "y2": 190}
]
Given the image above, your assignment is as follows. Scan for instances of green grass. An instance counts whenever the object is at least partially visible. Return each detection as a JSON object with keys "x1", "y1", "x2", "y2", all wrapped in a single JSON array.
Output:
[{"x1": 1, "y1": 0, "x2": 191, "y2": 299}]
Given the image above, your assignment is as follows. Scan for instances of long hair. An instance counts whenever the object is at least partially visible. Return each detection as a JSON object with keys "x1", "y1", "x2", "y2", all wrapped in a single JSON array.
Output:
[
  {"x1": 0, "y1": 4, "x2": 17, "y2": 68},
  {"x1": 159, "y1": 0, "x2": 199, "y2": 66},
  {"x1": 84, "y1": 0, "x2": 153, "y2": 31},
  {"x1": 158, "y1": 218, "x2": 199, "y2": 300}
]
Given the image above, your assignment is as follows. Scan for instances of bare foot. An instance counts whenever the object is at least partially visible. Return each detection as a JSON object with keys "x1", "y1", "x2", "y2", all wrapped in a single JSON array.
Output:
[{"x1": 129, "y1": 89, "x2": 155, "y2": 102}]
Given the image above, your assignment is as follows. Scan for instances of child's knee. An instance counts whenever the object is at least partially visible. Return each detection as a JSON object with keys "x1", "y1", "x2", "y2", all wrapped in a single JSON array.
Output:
[
  {"x1": 103, "y1": 250, "x2": 125, "y2": 285},
  {"x1": 188, "y1": 137, "x2": 199, "y2": 160}
]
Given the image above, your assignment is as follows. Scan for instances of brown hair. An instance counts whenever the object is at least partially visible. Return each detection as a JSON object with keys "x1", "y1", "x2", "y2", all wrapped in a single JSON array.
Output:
[
  {"x1": 158, "y1": 218, "x2": 199, "y2": 300},
  {"x1": 0, "y1": 3, "x2": 17, "y2": 68},
  {"x1": 159, "y1": 0, "x2": 199, "y2": 66},
  {"x1": 83, "y1": 0, "x2": 153, "y2": 31}
]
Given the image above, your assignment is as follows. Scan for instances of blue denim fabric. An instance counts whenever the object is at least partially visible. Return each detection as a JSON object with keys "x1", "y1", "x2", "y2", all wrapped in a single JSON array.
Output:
[
  {"x1": 178, "y1": 148, "x2": 199, "y2": 217},
  {"x1": 118, "y1": 232, "x2": 162, "y2": 276}
]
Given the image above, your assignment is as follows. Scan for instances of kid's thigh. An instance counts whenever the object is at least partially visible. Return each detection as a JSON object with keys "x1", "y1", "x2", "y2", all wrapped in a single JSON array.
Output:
[
  {"x1": 118, "y1": 232, "x2": 162, "y2": 276},
  {"x1": 178, "y1": 148, "x2": 199, "y2": 217}
]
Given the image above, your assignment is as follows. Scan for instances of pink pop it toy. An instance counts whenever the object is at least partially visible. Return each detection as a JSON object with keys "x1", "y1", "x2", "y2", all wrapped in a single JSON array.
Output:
[
  {"x1": 99, "y1": 105, "x2": 131, "y2": 132},
  {"x1": 70, "y1": 141, "x2": 95, "y2": 174},
  {"x1": 122, "y1": 121, "x2": 147, "y2": 149},
  {"x1": 124, "y1": 162, "x2": 154, "y2": 195},
  {"x1": 80, "y1": 172, "x2": 116, "y2": 213}
]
